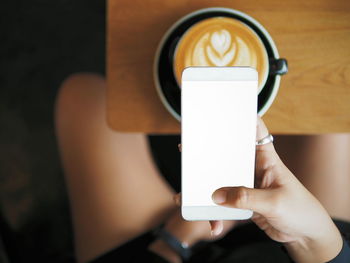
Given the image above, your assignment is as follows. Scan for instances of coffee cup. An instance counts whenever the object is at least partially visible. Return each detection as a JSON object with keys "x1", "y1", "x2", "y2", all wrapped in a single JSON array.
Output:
[{"x1": 154, "y1": 7, "x2": 288, "y2": 121}]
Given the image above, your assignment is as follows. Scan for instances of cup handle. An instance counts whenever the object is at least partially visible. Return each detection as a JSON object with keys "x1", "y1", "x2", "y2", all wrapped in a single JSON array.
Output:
[{"x1": 269, "y1": 58, "x2": 288, "y2": 75}]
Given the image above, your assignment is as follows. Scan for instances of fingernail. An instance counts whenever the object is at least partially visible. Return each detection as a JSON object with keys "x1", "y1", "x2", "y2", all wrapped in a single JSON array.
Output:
[
  {"x1": 211, "y1": 226, "x2": 223, "y2": 236},
  {"x1": 212, "y1": 190, "x2": 227, "y2": 204}
]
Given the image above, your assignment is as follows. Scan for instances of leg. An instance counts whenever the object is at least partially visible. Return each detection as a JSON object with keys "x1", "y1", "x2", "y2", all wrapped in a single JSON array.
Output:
[
  {"x1": 274, "y1": 134, "x2": 350, "y2": 222},
  {"x1": 55, "y1": 74, "x2": 176, "y2": 262}
]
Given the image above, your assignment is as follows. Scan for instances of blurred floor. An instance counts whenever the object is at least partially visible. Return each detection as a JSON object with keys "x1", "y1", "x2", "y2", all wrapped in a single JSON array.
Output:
[{"x1": 0, "y1": 0, "x2": 105, "y2": 262}]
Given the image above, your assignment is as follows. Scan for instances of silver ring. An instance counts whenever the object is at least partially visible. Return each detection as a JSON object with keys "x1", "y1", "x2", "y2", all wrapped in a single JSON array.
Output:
[{"x1": 256, "y1": 134, "x2": 274, "y2": 146}]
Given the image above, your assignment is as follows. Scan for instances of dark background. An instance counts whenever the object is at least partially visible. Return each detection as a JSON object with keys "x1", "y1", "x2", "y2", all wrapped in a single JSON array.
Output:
[{"x1": 0, "y1": 0, "x2": 105, "y2": 261}]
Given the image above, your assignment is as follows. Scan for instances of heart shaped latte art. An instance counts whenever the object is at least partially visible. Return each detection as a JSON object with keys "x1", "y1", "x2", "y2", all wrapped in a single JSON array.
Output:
[
  {"x1": 206, "y1": 29, "x2": 235, "y2": 66},
  {"x1": 210, "y1": 29, "x2": 231, "y2": 55}
]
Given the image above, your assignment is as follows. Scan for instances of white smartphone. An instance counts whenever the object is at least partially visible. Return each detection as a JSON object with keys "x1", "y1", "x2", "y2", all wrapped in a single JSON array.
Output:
[{"x1": 181, "y1": 67, "x2": 258, "y2": 221}]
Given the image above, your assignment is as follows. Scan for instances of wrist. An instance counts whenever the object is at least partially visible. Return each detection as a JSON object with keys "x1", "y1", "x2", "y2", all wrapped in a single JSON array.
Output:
[
  {"x1": 164, "y1": 225, "x2": 202, "y2": 248},
  {"x1": 284, "y1": 226, "x2": 343, "y2": 263},
  {"x1": 148, "y1": 239, "x2": 181, "y2": 263},
  {"x1": 153, "y1": 227, "x2": 193, "y2": 262}
]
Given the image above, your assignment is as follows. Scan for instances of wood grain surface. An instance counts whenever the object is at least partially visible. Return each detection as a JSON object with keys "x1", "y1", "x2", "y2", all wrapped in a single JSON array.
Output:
[{"x1": 107, "y1": 0, "x2": 350, "y2": 134}]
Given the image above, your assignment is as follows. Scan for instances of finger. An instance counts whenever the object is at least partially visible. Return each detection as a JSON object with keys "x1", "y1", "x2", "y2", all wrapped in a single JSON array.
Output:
[
  {"x1": 256, "y1": 116, "x2": 275, "y2": 153},
  {"x1": 255, "y1": 165, "x2": 276, "y2": 189},
  {"x1": 178, "y1": 143, "x2": 182, "y2": 152},
  {"x1": 212, "y1": 186, "x2": 273, "y2": 216},
  {"x1": 173, "y1": 193, "x2": 181, "y2": 206},
  {"x1": 254, "y1": 218, "x2": 270, "y2": 231},
  {"x1": 209, "y1": 220, "x2": 223, "y2": 236},
  {"x1": 251, "y1": 213, "x2": 266, "y2": 226},
  {"x1": 251, "y1": 212, "x2": 262, "y2": 220},
  {"x1": 255, "y1": 117, "x2": 282, "y2": 175}
]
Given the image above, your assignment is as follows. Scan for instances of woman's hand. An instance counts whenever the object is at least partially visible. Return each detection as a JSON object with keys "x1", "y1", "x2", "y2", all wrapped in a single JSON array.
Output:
[
  {"x1": 158, "y1": 144, "x2": 236, "y2": 246},
  {"x1": 211, "y1": 117, "x2": 343, "y2": 263},
  {"x1": 161, "y1": 194, "x2": 236, "y2": 246},
  {"x1": 148, "y1": 195, "x2": 236, "y2": 263}
]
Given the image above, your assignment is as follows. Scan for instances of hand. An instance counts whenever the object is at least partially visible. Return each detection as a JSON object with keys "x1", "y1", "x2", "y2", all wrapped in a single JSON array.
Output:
[
  {"x1": 149, "y1": 144, "x2": 237, "y2": 263},
  {"x1": 163, "y1": 194, "x2": 236, "y2": 246},
  {"x1": 148, "y1": 195, "x2": 236, "y2": 263},
  {"x1": 211, "y1": 117, "x2": 343, "y2": 263},
  {"x1": 174, "y1": 144, "x2": 237, "y2": 244}
]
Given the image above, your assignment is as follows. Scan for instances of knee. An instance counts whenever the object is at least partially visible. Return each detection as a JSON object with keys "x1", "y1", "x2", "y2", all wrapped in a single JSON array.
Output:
[
  {"x1": 56, "y1": 73, "x2": 105, "y2": 109},
  {"x1": 55, "y1": 73, "x2": 106, "y2": 130},
  {"x1": 55, "y1": 73, "x2": 105, "y2": 114}
]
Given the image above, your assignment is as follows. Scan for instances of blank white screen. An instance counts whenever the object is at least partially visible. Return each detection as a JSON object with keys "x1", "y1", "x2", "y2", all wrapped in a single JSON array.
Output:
[{"x1": 182, "y1": 80, "x2": 257, "y2": 207}]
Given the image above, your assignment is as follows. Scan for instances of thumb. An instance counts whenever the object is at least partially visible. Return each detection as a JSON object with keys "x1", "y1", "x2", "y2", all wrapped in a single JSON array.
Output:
[{"x1": 212, "y1": 186, "x2": 272, "y2": 215}]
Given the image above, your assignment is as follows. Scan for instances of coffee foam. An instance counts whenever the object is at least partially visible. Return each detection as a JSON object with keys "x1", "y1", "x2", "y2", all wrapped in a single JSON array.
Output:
[{"x1": 174, "y1": 17, "x2": 269, "y2": 91}]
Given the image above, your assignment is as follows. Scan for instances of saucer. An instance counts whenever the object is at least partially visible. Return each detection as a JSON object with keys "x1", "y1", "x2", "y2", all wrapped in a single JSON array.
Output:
[{"x1": 154, "y1": 7, "x2": 286, "y2": 121}]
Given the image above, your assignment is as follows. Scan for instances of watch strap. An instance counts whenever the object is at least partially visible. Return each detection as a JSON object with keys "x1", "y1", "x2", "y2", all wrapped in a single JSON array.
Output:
[{"x1": 156, "y1": 228, "x2": 192, "y2": 261}]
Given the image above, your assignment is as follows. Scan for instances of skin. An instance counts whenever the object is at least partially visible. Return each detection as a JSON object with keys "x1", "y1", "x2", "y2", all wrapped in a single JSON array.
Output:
[
  {"x1": 56, "y1": 74, "x2": 177, "y2": 262},
  {"x1": 55, "y1": 74, "x2": 349, "y2": 263},
  {"x1": 211, "y1": 118, "x2": 343, "y2": 263},
  {"x1": 150, "y1": 118, "x2": 343, "y2": 263}
]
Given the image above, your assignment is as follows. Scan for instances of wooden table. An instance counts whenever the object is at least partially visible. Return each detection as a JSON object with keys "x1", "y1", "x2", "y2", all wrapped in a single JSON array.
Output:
[{"x1": 107, "y1": 0, "x2": 350, "y2": 134}]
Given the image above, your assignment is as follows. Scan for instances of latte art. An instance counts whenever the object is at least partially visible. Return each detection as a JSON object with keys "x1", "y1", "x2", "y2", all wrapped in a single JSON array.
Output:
[
  {"x1": 174, "y1": 17, "x2": 269, "y2": 91},
  {"x1": 207, "y1": 30, "x2": 236, "y2": 66},
  {"x1": 191, "y1": 29, "x2": 257, "y2": 68}
]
